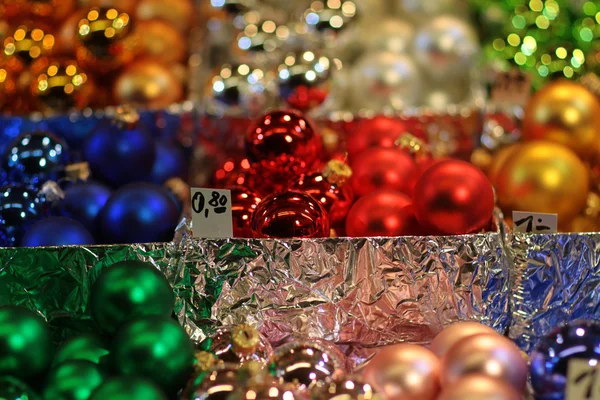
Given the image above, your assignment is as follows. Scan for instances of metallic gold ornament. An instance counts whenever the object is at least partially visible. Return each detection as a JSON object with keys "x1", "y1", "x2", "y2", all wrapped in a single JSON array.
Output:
[
  {"x1": 187, "y1": 363, "x2": 240, "y2": 400},
  {"x1": 303, "y1": 0, "x2": 357, "y2": 34},
  {"x1": 437, "y1": 374, "x2": 521, "y2": 400},
  {"x1": 4, "y1": 24, "x2": 55, "y2": 66},
  {"x1": 496, "y1": 141, "x2": 589, "y2": 226},
  {"x1": 88, "y1": 0, "x2": 138, "y2": 14},
  {"x1": 568, "y1": 192, "x2": 600, "y2": 233},
  {"x1": 430, "y1": 322, "x2": 497, "y2": 358},
  {"x1": 137, "y1": 20, "x2": 187, "y2": 64},
  {"x1": 312, "y1": 376, "x2": 381, "y2": 400},
  {"x1": 522, "y1": 80, "x2": 600, "y2": 159},
  {"x1": 486, "y1": 144, "x2": 519, "y2": 186},
  {"x1": 136, "y1": 0, "x2": 194, "y2": 32},
  {"x1": 203, "y1": 324, "x2": 271, "y2": 365}
]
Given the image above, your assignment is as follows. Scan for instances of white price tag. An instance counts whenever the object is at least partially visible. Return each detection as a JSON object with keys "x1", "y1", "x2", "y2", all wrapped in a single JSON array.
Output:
[
  {"x1": 567, "y1": 359, "x2": 600, "y2": 400},
  {"x1": 190, "y1": 188, "x2": 233, "y2": 238},
  {"x1": 491, "y1": 69, "x2": 532, "y2": 108},
  {"x1": 512, "y1": 211, "x2": 558, "y2": 234}
]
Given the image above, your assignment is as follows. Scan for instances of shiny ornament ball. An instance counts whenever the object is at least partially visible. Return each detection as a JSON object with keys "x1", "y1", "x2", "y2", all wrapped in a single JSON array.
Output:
[
  {"x1": 236, "y1": 12, "x2": 280, "y2": 53},
  {"x1": 150, "y1": 140, "x2": 187, "y2": 184},
  {"x1": 246, "y1": 155, "x2": 311, "y2": 196},
  {"x1": 136, "y1": 0, "x2": 194, "y2": 32},
  {"x1": 414, "y1": 16, "x2": 479, "y2": 80},
  {"x1": 437, "y1": 374, "x2": 521, "y2": 400},
  {"x1": 251, "y1": 191, "x2": 330, "y2": 238},
  {"x1": 363, "y1": 344, "x2": 440, "y2": 400},
  {"x1": 0, "y1": 62, "x2": 18, "y2": 110},
  {"x1": 54, "y1": 180, "x2": 112, "y2": 237},
  {"x1": 495, "y1": 141, "x2": 589, "y2": 226},
  {"x1": 0, "y1": 184, "x2": 42, "y2": 246},
  {"x1": 46, "y1": 112, "x2": 101, "y2": 150},
  {"x1": 430, "y1": 322, "x2": 497, "y2": 358},
  {"x1": 346, "y1": 117, "x2": 409, "y2": 159},
  {"x1": 1, "y1": 0, "x2": 75, "y2": 22},
  {"x1": 21, "y1": 216, "x2": 95, "y2": 247},
  {"x1": 3, "y1": 24, "x2": 55, "y2": 66},
  {"x1": 230, "y1": 186, "x2": 262, "y2": 238},
  {"x1": 522, "y1": 80, "x2": 600, "y2": 159},
  {"x1": 245, "y1": 110, "x2": 323, "y2": 165},
  {"x1": 440, "y1": 333, "x2": 527, "y2": 391},
  {"x1": 397, "y1": 0, "x2": 468, "y2": 20},
  {"x1": 210, "y1": 0, "x2": 256, "y2": 16},
  {"x1": 530, "y1": 320, "x2": 600, "y2": 399},
  {"x1": 0, "y1": 377, "x2": 40, "y2": 400},
  {"x1": 3, "y1": 131, "x2": 69, "y2": 186},
  {"x1": 345, "y1": 191, "x2": 413, "y2": 237},
  {"x1": 340, "y1": 18, "x2": 414, "y2": 61},
  {"x1": 303, "y1": 0, "x2": 356, "y2": 34},
  {"x1": 350, "y1": 51, "x2": 422, "y2": 112},
  {"x1": 112, "y1": 316, "x2": 195, "y2": 393},
  {"x1": 89, "y1": 377, "x2": 167, "y2": 400},
  {"x1": 487, "y1": 144, "x2": 520, "y2": 186},
  {"x1": 43, "y1": 360, "x2": 106, "y2": 400},
  {"x1": 53, "y1": 334, "x2": 110, "y2": 366},
  {"x1": 88, "y1": 0, "x2": 138, "y2": 14},
  {"x1": 413, "y1": 160, "x2": 494, "y2": 235},
  {"x1": 201, "y1": 324, "x2": 272, "y2": 365},
  {"x1": 312, "y1": 376, "x2": 379, "y2": 400},
  {"x1": 114, "y1": 60, "x2": 183, "y2": 109},
  {"x1": 187, "y1": 363, "x2": 239, "y2": 400},
  {"x1": 55, "y1": 12, "x2": 85, "y2": 55},
  {"x1": 0, "y1": 305, "x2": 53, "y2": 380},
  {"x1": 90, "y1": 260, "x2": 173, "y2": 334},
  {"x1": 137, "y1": 20, "x2": 187, "y2": 64},
  {"x1": 229, "y1": 378, "x2": 296, "y2": 400}
]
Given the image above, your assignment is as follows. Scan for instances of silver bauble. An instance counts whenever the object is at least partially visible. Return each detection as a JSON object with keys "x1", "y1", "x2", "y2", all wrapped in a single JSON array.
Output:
[
  {"x1": 413, "y1": 16, "x2": 479, "y2": 80},
  {"x1": 303, "y1": 0, "x2": 357, "y2": 34},
  {"x1": 237, "y1": 11, "x2": 281, "y2": 53},
  {"x1": 423, "y1": 78, "x2": 471, "y2": 110}
]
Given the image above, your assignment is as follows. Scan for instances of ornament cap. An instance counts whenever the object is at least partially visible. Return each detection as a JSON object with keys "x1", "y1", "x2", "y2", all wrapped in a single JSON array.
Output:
[
  {"x1": 231, "y1": 324, "x2": 260, "y2": 355},
  {"x1": 322, "y1": 159, "x2": 352, "y2": 186},
  {"x1": 194, "y1": 351, "x2": 218, "y2": 373},
  {"x1": 65, "y1": 162, "x2": 90, "y2": 181},
  {"x1": 395, "y1": 133, "x2": 429, "y2": 159},
  {"x1": 113, "y1": 105, "x2": 140, "y2": 128}
]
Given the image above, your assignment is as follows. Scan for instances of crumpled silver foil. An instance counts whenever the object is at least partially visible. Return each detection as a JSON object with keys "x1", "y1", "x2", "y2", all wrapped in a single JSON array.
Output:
[
  {"x1": 508, "y1": 232, "x2": 600, "y2": 352},
  {"x1": 174, "y1": 233, "x2": 511, "y2": 360}
]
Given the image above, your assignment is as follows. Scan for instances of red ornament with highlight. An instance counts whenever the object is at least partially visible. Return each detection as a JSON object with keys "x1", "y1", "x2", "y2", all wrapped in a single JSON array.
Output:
[
  {"x1": 231, "y1": 187, "x2": 262, "y2": 238},
  {"x1": 345, "y1": 191, "x2": 415, "y2": 237}
]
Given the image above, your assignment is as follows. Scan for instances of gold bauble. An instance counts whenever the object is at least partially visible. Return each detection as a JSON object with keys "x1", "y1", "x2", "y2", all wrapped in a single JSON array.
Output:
[
  {"x1": 136, "y1": 0, "x2": 194, "y2": 32},
  {"x1": 487, "y1": 144, "x2": 520, "y2": 186},
  {"x1": 55, "y1": 11, "x2": 85, "y2": 56},
  {"x1": 136, "y1": 20, "x2": 187, "y2": 64},
  {"x1": 0, "y1": 62, "x2": 18, "y2": 111},
  {"x1": 523, "y1": 80, "x2": 600, "y2": 159},
  {"x1": 496, "y1": 141, "x2": 589, "y2": 226},
  {"x1": 0, "y1": 0, "x2": 75, "y2": 23},
  {"x1": 567, "y1": 192, "x2": 600, "y2": 233},
  {"x1": 88, "y1": 0, "x2": 139, "y2": 14},
  {"x1": 4, "y1": 24, "x2": 55, "y2": 67},
  {"x1": 113, "y1": 59, "x2": 183, "y2": 109}
]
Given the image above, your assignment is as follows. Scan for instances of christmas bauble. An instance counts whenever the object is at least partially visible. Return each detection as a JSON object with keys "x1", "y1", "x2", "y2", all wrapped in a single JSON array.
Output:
[
  {"x1": 303, "y1": 0, "x2": 356, "y2": 34},
  {"x1": 0, "y1": 184, "x2": 43, "y2": 246},
  {"x1": 43, "y1": 360, "x2": 106, "y2": 400},
  {"x1": 312, "y1": 376, "x2": 379, "y2": 400},
  {"x1": 89, "y1": 377, "x2": 167, "y2": 400},
  {"x1": 236, "y1": 11, "x2": 281, "y2": 53},
  {"x1": 54, "y1": 180, "x2": 112, "y2": 237},
  {"x1": 0, "y1": 377, "x2": 40, "y2": 400},
  {"x1": 495, "y1": 141, "x2": 589, "y2": 226},
  {"x1": 486, "y1": 144, "x2": 520, "y2": 186},
  {"x1": 346, "y1": 117, "x2": 409, "y2": 159},
  {"x1": 214, "y1": 158, "x2": 253, "y2": 188},
  {"x1": 187, "y1": 363, "x2": 239, "y2": 400},
  {"x1": 413, "y1": 160, "x2": 495, "y2": 235},
  {"x1": 362, "y1": 344, "x2": 440, "y2": 400},
  {"x1": 53, "y1": 334, "x2": 110, "y2": 366},
  {"x1": 345, "y1": 191, "x2": 413, "y2": 237},
  {"x1": 397, "y1": 0, "x2": 468, "y2": 20},
  {"x1": 3, "y1": 24, "x2": 55, "y2": 67},
  {"x1": 90, "y1": 260, "x2": 174, "y2": 334},
  {"x1": 200, "y1": 324, "x2": 272, "y2": 365},
  {"x1": 430, "y1": 322, "x2": 497, "y2": 358},
  {"x1": 245, "y1": 110, "x2": 323, "y2": 164},
  {"x1": 251, "y1": 191, "x2": 330, "y2": 238},
  {"x1": 88, "y1": 0, "x2": 138, "y2": 14},
  {"x1": 230, "y1": 186, "x2": 262, "y2": 238},
  {"x1": 246, "y1": 155, "x2": 310, "y2": 196},
  {"x1": 210, "y1": 0, "x2": 256, "y2": 16},
  {"x1": 46, "y1": 113, "x2": 101, "y2": 150},
  {"x1": 440, "y1": 334, "x2": 527, "y2": 391},
  {"x1": 0, "y1": 62, "x2": 18, "y2": 111},
  {"x1": 437, "y1": 374, "x2": 521, "y2": 400},
  {"x1": 112, "y1": 317, "x2": 195, "y2": 393},
  {"x1": 340, "y1": 18, "x2": 414, "y2": 62},
  {"x1": 136, "y1": 20, "x2": 187, "y2": 64},
  {"x1": 3, "y1": 0, "x2": 75, "y2": 22},
  {"x1": 530, "y1": 320, "x2": 600, "y2": 399},
  {"x1": 55, "y1": 12, "x2": 84, "y2": 56},
  {"x1": 0, "y1": 306, "x2": 53, "y2": 380},
  {"x1": 150, "y1": 140, "x2": 187, "y2": 184},
  {"x1": 136, "y1": 0, "x2": 194, "y2": 32},
  {"x1": 21, "y1": 216, "x2": 95, "y2": 247},
  {"x1": 164, "y1": 177, "x2": 190, "y2": 214},
  {"x1": 522, "y1": 80, "x2": 600, "y2": 159}
]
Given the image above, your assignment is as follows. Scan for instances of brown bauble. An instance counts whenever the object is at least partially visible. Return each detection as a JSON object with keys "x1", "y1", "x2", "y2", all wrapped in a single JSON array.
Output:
[
  {"x1": 437, "y1": 374, "x2": 521, "y2": 400},
  {"x1": 87, "y1": 0, "x2": 139, "y2": 14},
  {"x1": 136, "y1": 0, "x2": 194, "y2": 32},
  {"x1": 430, "y1": 322, "x2": 497, "y2": 358},
  {"x1": 113, "y1": 60, "x2": 183, "y2": 109},
  {"x1": 136, "y1": 20, "x2": 187, "y2": 64}
]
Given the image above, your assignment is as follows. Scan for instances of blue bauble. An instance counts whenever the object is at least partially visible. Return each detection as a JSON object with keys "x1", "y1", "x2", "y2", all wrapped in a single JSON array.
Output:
[
  {"x1": 149, "y1": 140, "x2": 187, "y2": 184},
  {"x1": 100, "y1": 183, "x2": 179, "y2": 244},
  {"x1": 0, "y1": 184, "x2": 43, "y2": 246},
  {"x1": 531, "y1": 320, "x2": 600, "y2": 400},
  {"x1": 82, "y1": 118, "x2": 156, "y2": 188},
  {"x1": 46, "y1": 113, "x2": 101, "y2": 151},
  {"x1": 140, "y1": 110, "x2": 183, "y2": 140},
  {"x1": 53, "y1": 180, "x2": 112, "y2": 237},
  {"x1": 3, "y1": 131, "x2": 69, "y2": 186},
  {"x1": 0, "y1": 116, "x2": 48, "y2": 156},
  {"x1": 21, "y1": 216, "x2": 95, "y2": 247}
]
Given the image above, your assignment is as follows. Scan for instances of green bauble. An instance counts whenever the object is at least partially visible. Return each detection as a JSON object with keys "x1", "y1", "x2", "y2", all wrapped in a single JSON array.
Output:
[
  {"x1": 0, "y1": 306, "x2": 53, "y2": 380},
  {"x1": 88, "y1": 377, "x2": 167, "y2": 400},
  {"x1": 0, "y1": 376, "x2": 40, "y2": 400},
  {"x1": 112, "y1": 316, "x2": 194, "y2": 393},
  {"x1": 89, "y1": 260, "x2": 174, "y2": 334},
  {"x1": 43, "y1": 360, "x2": 106, "y2": 400},
  {"x1": 53, "y1": 334, "x2": 110, "y2": 366}
]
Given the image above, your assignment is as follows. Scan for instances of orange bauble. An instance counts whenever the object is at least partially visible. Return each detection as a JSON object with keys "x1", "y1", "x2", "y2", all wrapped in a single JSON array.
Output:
[
  {"x1": 136, "y1": 20, "x2": 187, "y2": 64},
  {"x1": 1, "y1": 0, "x2": 75, "y2": 23},
  {"x1": 136, "y1": 0, "x2": 194, "y2": 32},
  {"x1": 430, "y1": 322, "x2": 497, "y2": 358},
  {"x1": 437, "y1": 374, "x2": 521, "y2": 400}
]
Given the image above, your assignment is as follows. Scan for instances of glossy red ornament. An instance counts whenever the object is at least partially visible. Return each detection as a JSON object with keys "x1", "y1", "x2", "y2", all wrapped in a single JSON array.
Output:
[
  {"x1": 251, "y1": 191, "x2": 330, "y2": 239},
  {"x1": 246, "y1": 155, "x2": 310, "y2": 197},
  {"x1": 214, "y1": 158, "x2": 253, "y2": 189},
  {"x1": 345, "y1": 191, "x2": 414, "y2": 237},
  {"x1": 285, "y1": 86, "x2": 329, "y2": 111},
  {"x1": 245, "y1": 109, "x2": 323, "y2": 165},
  {"x1": 346, "y1": 116, "x2": 410, "y2": 159},
  {"x1": 413, "y1": 160, "x2": 494, "y2": 235},
  {"x1": 231, "y1": 186, "x2": 262, "y2": 238},
  {"x1": 350, "y1": 147, "x2": 419, "y2": 198}
]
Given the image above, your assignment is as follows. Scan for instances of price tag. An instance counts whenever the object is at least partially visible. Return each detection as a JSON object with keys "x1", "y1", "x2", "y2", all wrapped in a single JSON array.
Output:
[
  {"x1": 190, "y1": 188, "x2": 233, "y2": 238},
  {"x1": 512, "y1": 211, "x2": 557, "y2": 234},
  {"x1": 491, "y1": 69, "x2": 532, "y2": 108},
  {"x1": 567, "y1": 359, "x2": 600, "y2": 400}
]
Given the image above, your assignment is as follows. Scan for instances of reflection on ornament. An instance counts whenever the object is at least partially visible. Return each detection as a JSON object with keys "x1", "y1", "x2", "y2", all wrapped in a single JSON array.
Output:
[
  {"x1": 0, "y1": 377, "x2": 40, "y2": 400},
  {"x1": 89, "y1": 0, "x2": 138, "y2": 14},
  {"x1": 136, "y1": 0, "x2": 194, "y2": 32},
  {"x1": 313, "y1": 376, "x2": 380, "y2": 400},
  {"x1": 187, "y1": 363, "x2": 239, "y2": 400},
  {"x1": 0, "y1": 63, "x2": 17, "y2": 110},
  {"x1": 210, "y1": 0, "x2": 256, "y2": 16},
  {"x1": 43, "y1": 360, "x2": 106, "y2": 400},
  {"x1": 430, "y1": 322, "x2": 497, "y2": 358},
  {"x1": 237, "y1": 11, "x2": 281, "y2": 53},
  {"x1": 568, "y1": 192, "x2": 600, "y2": 232},
  {"x1": 345, "y1": 191, "x2": 414, "y2": 237},
  {"x1": 201, "y1": 324, "x2": 272, "y2": 365},
  {"x1": 22, "y1": 216, "x2": 95, "y2": 247},
  {"x1": 0, "y1": 184, "x2": 42, "y2": 246},
  {"x1": 89, "y1": 377, "x2": 167, "y2": 400},
  {"x1": 4, "y1": 25, "x2": 55, "y2": 66},
  {"x1": 230, "y1": 186, "x2": 262, "y2": 238},
  {"x1": 303, "y1": 0, "x2": 357, "y2": 34},
  {"x1": 210, "y1": 63, "x2": 276, "y2": 113},
  {"x1": 437, "y1": 374, "x2": 521, "y2": 400}
]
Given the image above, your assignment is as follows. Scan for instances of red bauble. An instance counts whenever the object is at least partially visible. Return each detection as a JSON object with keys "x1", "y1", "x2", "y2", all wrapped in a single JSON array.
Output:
[
  {"x1": 231, "y1": 186, "x2": 262, "y2": 238},
  {"x1": 350, "y1": 147, "x2": 419, "y2": 198},
  {"x1": 345, "y1": 191, "x2": 415, "y2": 237},
  {"x1": 214, "y1": 158, "x2": 253, "y2": 188},
  {"x1": 245, "y1": 109, "x2": 323, "y2": 165},
  {"x1": 251, "y1": 191, "x2": 330, "y2": 239},
  {"x1": 413, "y1": 160, "x2": 494, "y2": 235},
  {"x1": 346, "y1": 116, "x2": 409, "y2": 159}
]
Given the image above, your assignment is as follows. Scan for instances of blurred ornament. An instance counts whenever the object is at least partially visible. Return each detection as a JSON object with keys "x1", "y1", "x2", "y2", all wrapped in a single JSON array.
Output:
[
  {"x1": 193, "y1": 351, "x2": 218, "y2": 374},
  {"x1": 247, "y1": 155, "x2": 310, "y2": 195},
  {"x1": 568, "y1": 192, "x2": 600, "y2": 233},
  {"x1": 214, "y1": 158, "x2": 253, "y2": 188},
  {"x1": 302, "y1": 0, "x2": 357, "y2": 34},
  {"x1": 53, "y1": 334, "x2": 110, "y2": 366},
  {"x1": 89, "y1": 0, "x2": 138, "y2": 14},
  {"x1": 423, "y1": 79, "x2": 471, "y2": 111},
  {"x1": 201, "y1": 324, "x2": 272, "y2": 365},
  {"x1": 312, "y1": 376, "x2": 380, "y2": 400},
  {"x1": 0, "y1": 306, "x2": 53, "y2": 380},
  {"x1": 0, "y1": 377, "x2": 40, "y2": 400},
  {"x1": 414, "y1": 16, "x2": 479, "y2": 80},
  {"x1": 397, "y1": 0, "x2": 467, "y2": 20},
  {"x1": 100, "y1": 182, "x2": 180, "y2": 243},
  {"x1": 82, "y1": 109, "x2": 156, "y2": 187},
  {"x1": 90, "y1": 260, "x2": 174, "y2": 334},
  {"x1": 278, "y1": 50, "x2": 334, "y2": 111},
  {"x1": 21, "y1": 216, "x2": 95, "y2": 246},
  {"x1": 114, "y1": 60, "x2": 183, "y2": 109},
  {"x1": 4, "y1": 131, "x2": 68, "y2": 186},
  {"x1": 496, "y1": 141, "x2": 589, "y2": 226},
  {"x1": 229, "y1": 375, "x2": 296, "y2": 400},
  {"x1": 430, "y1": 322, "x2": 497, "y2": 358},
  {"x1": 54, "y1": 180, "x2": 111, "y2": 237},
  {"x1": 43, "y1": 360, "x2": 106, "y2": 400},
  {"x1": 339, "y1": 18, "x2": 414, "y2": 62},
  {"x1": 345, "y1": 191, "x2": 414, "y2": 237},
  {"x1": 486, "y1": 144, "x2": 519, "y2": 186},
  {"x1": 480, "y1": 112, "x2": 520, "y2": 152},
  {"x1": 46, "y1": 112, "x2": 101, "y2": 150},
  {"x1": 0, "y1": 62, "x2": 18, "y2": 111},
  {"x1": 349, "y1": 52, "x2": 422, "y2": 112},
  {"x1": 251, "y1": 191, "x2": 330, "y2": 238},
  {"x1": 55, "y1": 12, "x2": 85, "y2": 56},
  {"x1": 187, "y1": 363, "x2": 239, "y2": 400},
  {"x1": 236, "y1": 11, "x2": 280, "y2": 53},
  {"x1": 413, "y1": 160, "x2": 494, "y2": 235},
  {"x1": 230, "y1": 186, "x2": 262, "y2": 238},
  {"x1": 346, "y1": 117, "x2": 409, "y2": 159},
  {"x1": 531, "y1": 320, "x2": 600, "y2": 399},
  {"x1": 136, "y1": 0, "x2": 194, "y2": 32},
  {"x1": 270, "y1": 341, "x2": 342, "y2": 389},
  {"x1": 0, "y1": 184, "x2": 42, "y2": 246},
  {"x1": 363, "y1": 344, "x2": 440, "y2": 400},
  {"x1": 164, "y1": 177, "x2": 190, "y2": 214},
  {"x1": 89, "y1": 377, "x2": 167, "y2": 400},
  {"x1": 113, "y1": 317, "x2": 195, "y2": 393},
  {"x1": 350, "y1": 147, "x2": 419, "y2": 198},
  {"x1": 522, "y1": 81, "x2": 600, "y2": 159},
  {"x1": 245, "y1": 109, "x2": 323, "y2": 165},
  {"x1": 150, "y1": 140, "x2": 187, "y2": 184},
  {"x1": 3, "y1": 24, "x2": 55, "y2": 66},
  {"x1": 210, "y1": 0, "x2": 256, "y2": 16},
  {"x1": 137, "y1": 20, "x2": 187, "y2": 64},
  {"x1": 441, "y1": 334, "x2": 527, "y2": 391},
  {"x1": 437, "y1": 374, "x2": 521, "y2": 400},
  {"x1": 1, "y1": 0, "x2": 75, "y2": 22}
]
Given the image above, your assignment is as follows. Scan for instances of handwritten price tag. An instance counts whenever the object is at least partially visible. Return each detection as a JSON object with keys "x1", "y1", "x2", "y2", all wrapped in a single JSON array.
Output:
[
  {"x1": 491, "y1": 69, "x2": 532, "y2": 108},
  {"x1": 512, "y1": 211, "x2": 557, "y2": 234},
  {"x1": 567, "y1": 359, "x2": 600, "y2": 400},
  {"x1": 190, "y1": 188, "x2": 233, "y2": 238}
]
